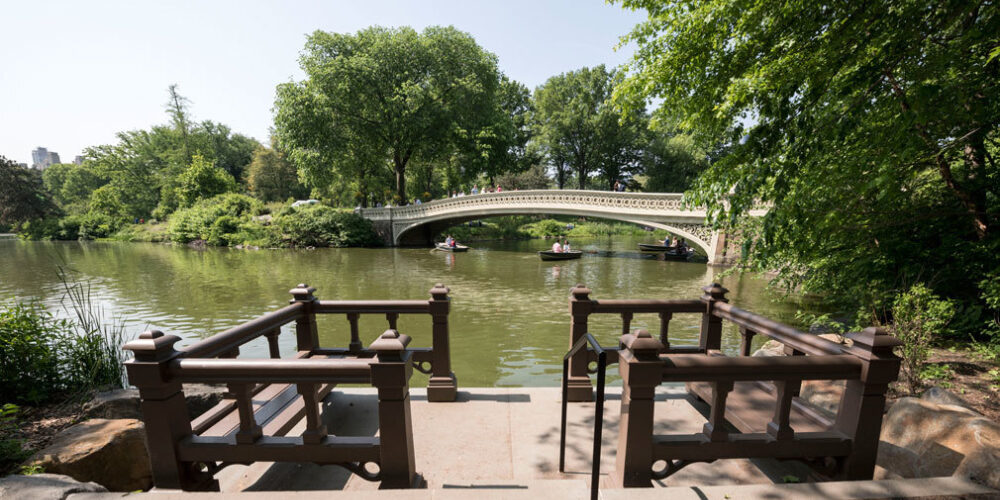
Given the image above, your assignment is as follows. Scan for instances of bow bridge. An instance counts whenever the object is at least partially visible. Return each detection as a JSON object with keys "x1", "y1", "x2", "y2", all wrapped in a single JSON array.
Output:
[{"x1": 356, "y1": 190, "x2": 765, "y2": 264}]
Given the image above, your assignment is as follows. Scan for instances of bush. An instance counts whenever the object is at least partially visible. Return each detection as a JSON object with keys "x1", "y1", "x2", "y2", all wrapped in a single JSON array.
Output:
[
  {"x1": 0, "y1": 272, "x2": 127, "y2": 406},
  {"x1": 890, "y1": 283, "x2": 956, "y2": 394},
  {"x1": 168, "y1": 193, "x2": 265, "y2": 244},
  {"x1": 0, "y1": 403, "x2": 30, "y2": 474},
  {"x1": 523, "y1": 219, "x2": 567, "y2": 238},
  {"x1": 273, "y1": 204, "x2": 381, "y2": 247}
]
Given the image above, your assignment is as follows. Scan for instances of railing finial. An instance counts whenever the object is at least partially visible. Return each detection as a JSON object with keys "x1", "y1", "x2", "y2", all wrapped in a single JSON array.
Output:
[
  {"x1": 846, "y1": 326, "x2": 902, "y2": 359},
  {"x1": 429, "y1": 283, "x2": 450, "y2": 300},
  {"x1": 570, "y1": 283, "x2": 592, "y2": 300},
  {"x1": 701, "y1": 282, "x2": 730, "y2": 303},
  {"x1": 621, "y1": 329, "x2": 663, "y2": 359},
  {"x1": 123, "y1": 330, "x2": 181, "y2": 362},
  {"x1": 371, "y1": 329, "x2": 412, "y2": 361},
  {"x1": 289, "y1": 284, "x2": 317, "y2": 303}
]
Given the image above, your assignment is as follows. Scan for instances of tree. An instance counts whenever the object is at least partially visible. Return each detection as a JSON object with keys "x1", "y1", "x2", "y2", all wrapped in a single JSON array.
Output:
[
  {"x1": 639, "y1": 133, "x2": 708, "y2": 192},
  {"x1": 0, "y1": 156, "x2": 58, "y2": 226},
  {"x1": 247, "y1": 145, "x2": 307, "y2": 202},
  {"x1": 166, "y1": 84, "x2": 193, "y2": 164},
  {"x1": 533, "y1": 65, "x2": 643, "y2": 190},
  {"x1": 176, "y1": 154, "x2": 237, "y2": 207},
  {"x1": 43, "y1": 163, "x2": 106, "y2": 209},
  {"x1": 614, "y1": 0, "x2": 1000, "y2": 317},
  {"x1": 274, "y1": 26, "x2": 503, "y2": 201}
]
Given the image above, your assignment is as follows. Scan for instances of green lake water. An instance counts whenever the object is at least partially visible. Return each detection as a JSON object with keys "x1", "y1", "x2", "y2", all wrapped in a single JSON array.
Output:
[{"x1": 0, "y1": 237, "x2": 824, "y2": 386}]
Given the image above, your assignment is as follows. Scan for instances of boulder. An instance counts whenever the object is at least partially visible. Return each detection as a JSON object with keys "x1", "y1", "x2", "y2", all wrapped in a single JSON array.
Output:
[
  {"x1": 182, "y1": 383, "x2": 227, "y2": 419},
  {"x1": 29, "y1": 418, "x2": 151, "y2": 492},
  {"x1": 876, "y1": 397, "x2": 1000, "y2": 489},
  {"x1": 921, "y1": 386, "x2": 979, "y2": 415},
  {"x1": 817, "y1": 333, "x2": 852, "y2": 347},
  {"x1": 799, "y1": 379, "x2": 845, "y2": 418},
  {"x1": 0, "y1": 473, "x2": 107, "y2": 500},
  {"x1": 82, "y1": 384, "x2": 225, "y2": 421},
  {"x1": 82, "y1": 389, "x2": 141, "y2": 420},
  {"x1": 752, "y1": 339, "x2": 786, "y2": 357}
]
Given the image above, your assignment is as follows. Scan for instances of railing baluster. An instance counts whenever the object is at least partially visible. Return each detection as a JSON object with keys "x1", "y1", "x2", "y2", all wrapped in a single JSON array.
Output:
[
  {"x1": 767, "y1": 379, "x2": 800, "y2": 440},
  {"x1": 347, "y1": 313, "x2": 362, "y2": 353},
  {"x1": 386, "y1": 312, "x2": 399, "y2": 331},
  {"x1": 658, "y1": 311, "x2": 672, "y2": 349},
  {"x1": 621, "y1": 312, "x2": 633, "y2": 335},
  {"x1": 231, "y1": 382, "x2": 262, "y2": 444},
  {"x1": 297, "y1": 383, "x2": 327, "y2": 444},
  {"x1": 702, "y1": 380, "x2": 733, "y2": 442},
  {"x1": 264, "y1": 329, "x2": 281, "y2": 359},
  {"x1": 739, "y1": 327, "x2": 755, "y2": 357}
]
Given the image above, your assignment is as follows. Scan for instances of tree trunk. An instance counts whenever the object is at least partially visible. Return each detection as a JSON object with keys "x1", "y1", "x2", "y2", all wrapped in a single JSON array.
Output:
[
  {"x1": 556, "y1": 162, "x2": 567, "y2": 189},
  {"x1": 393, "y1": 153, "x2": 407, "y2": 203}
]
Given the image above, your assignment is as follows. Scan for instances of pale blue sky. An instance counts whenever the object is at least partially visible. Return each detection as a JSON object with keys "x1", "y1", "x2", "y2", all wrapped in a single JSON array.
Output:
[{"x1": 0, "y1": 1, "x2": 647, "y2": 165}]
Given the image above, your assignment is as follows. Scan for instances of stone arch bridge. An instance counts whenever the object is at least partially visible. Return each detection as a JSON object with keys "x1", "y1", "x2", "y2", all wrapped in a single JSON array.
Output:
[{"x1": 356, "y1": 190, "x2": 766, "y2": 265}]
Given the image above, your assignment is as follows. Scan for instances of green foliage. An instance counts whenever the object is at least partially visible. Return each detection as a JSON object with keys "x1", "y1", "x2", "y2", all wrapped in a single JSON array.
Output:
[
  {"x1": 522, "y1": 219, "x2": 568, "y2": 238},
  {"x1": 920, "y1": 364, "x2": 955, "y2": 388},
  {"x1": 247, "y1": 145, "x2": 306, "y2": 202},
  {"x1": 272, "y1": 204, "x2": 381, "y2": 248},
  {"x1": 168, "y1": 193, "x2": 264, "y2": 245},
  {"x1": 275, "y1": 25, "x2": 506, "y2": 202},
  {"x1": 0, "y1": 272, "x2": 128, "y2": 406},
  {"x1": 613, "y1": 0, "x2": 1000, "y2": 335},
  {"x1": 0, "y1": 403, "x2": 31, "y2": 474},
  {"x1": 0, "y1": 156, "x2": 58, "y2": 227},
  {"x1": 891, "y1": 284, "x2": 956, "y2": 394},
  {"x1": 176, "y1": 154, "x2": 237, "y2": 207},
  {"x1": 533, "y1": 65, "x2": 647, "y2": 190},
  {"x1": 495, "y1": 164, "x2": 552, "y2": 191}
]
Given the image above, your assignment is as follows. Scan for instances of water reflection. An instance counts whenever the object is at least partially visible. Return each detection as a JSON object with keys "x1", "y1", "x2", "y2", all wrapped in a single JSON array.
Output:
[{"x1": 0, "y1": 238, "x2": 823, "y2": 387}]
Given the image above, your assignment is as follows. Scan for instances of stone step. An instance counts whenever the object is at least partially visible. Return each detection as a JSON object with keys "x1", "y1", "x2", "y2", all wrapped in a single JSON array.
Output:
[{"x1": 66, "y1": 476, "x2": 998, "y2": 500}]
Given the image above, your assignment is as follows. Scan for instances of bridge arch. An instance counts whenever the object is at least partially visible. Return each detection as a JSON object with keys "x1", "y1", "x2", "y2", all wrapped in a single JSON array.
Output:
[
  {"x1": 393, "y1": 210, "x2": 715, "y2": 257},
  {"x1": 356, "y1": 190, "x2": 760, "y2": 265}
]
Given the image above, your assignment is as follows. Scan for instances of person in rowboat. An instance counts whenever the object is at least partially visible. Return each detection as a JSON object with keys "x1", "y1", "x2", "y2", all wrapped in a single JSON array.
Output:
[
  {"x1": 563, "y1": 239, "x2": 571, "y2": 252},
  {"x1": 551, "y1": 239, "x2": 563, "y2": 253}
]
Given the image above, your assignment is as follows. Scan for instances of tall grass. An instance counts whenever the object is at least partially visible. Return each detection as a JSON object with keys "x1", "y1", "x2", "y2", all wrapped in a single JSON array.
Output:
[{"x1": 0, "y1": 267, "x2": 129, "y2": 405}]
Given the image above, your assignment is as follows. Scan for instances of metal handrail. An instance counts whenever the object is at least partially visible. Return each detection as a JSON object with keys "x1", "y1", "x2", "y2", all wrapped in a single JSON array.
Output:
[{"x1": 559, "y1": 333, "x2": 607, "y2": 500}]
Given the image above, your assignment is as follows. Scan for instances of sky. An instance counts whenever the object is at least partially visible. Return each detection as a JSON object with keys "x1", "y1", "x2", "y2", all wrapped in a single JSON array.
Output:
[{"x1": 0, "y1": 0, "x2": 647, "y2": 165}]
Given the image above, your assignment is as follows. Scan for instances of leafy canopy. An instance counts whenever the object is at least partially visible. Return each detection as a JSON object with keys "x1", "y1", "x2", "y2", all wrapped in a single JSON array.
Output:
[{"x1": 615, "y1": 0, "x2": 1000, "y2": 316}]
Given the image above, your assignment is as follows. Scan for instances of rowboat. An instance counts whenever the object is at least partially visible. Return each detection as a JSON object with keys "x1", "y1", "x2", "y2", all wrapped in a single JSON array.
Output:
[
  {"x1": 538, "y1": 250, "x2": 582, "y2": 261},
  {"x1": 435, "y1": 243, "x2": 469, "y2": 252},
  {"x1": 638, "y1": 243, "x2": 693, "y2": 260}
]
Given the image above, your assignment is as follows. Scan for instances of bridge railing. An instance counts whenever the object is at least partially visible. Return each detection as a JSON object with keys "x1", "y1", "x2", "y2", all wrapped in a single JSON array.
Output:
[{"x1": 357, "y1": 189, "x2": 691, "y2": 221}]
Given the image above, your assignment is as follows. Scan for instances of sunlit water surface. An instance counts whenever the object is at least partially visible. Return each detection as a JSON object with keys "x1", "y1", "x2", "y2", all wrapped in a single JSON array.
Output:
[{"x1": 0, "y1": 238, "x2": 826, "y2": 386}]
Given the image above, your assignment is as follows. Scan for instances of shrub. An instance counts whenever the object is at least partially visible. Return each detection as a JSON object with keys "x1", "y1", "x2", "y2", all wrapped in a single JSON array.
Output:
[
  {"x1": 0, "y1": 271, "x2": 127, "y2": 406},
  {"x1": 890, "y1": 283, "x2": 956, "y2": 394},
  {"x1": 0, "y1": 404, "x2": 30, "y2": 474},
  {"x1": 273, "y1": 205, "x2": 381, "y2": 247},
  {"x1": 168, "y1": 193, "x2": 264, "y2": 244},
  {"x1": 523, "y1": 219, "x2": 567, "y2": 238}
]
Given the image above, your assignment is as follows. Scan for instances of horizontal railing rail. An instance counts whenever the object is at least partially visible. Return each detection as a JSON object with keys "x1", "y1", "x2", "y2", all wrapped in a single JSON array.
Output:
[
  {"x1": 712, "y1": 302, "x2": 845, "y2": 356},
  {"x1": 589, "y1": 299, "x2": 704, "y2": 314},
  {"x1": 315, "y1": 300, "x2": 431, "y2": 314},
  {"x1": 170, "y1": 357, "x2": 376, "y2": 384},
  {"x1": 659, "y1": 354, "x2": 862, "y2": 382},
  {"x1": 182, "y1": 303, "x2": 304, "y2": 359}
]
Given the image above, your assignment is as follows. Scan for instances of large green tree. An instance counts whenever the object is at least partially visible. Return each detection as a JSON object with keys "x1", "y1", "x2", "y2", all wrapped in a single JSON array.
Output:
[
  {"x1": 247, "y1": 145, "x2": 307, "y2": 202},
  {"x1": 533, "y1": 65, "x2": 645, "y2": 190},
  {"x1": 614, "y1": 0, "x2": 1000, "y2": 315},
  {"x1": 274, "y1": 26, "x2": 504, "y2": 202},
  {"x1": 0, "y1": 156, "x2": 58, "y2": 226}
]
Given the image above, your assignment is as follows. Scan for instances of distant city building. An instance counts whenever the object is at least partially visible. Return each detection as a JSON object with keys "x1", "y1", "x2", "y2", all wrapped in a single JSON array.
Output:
[
  {"x1": 16, "y1": 162, "x2": 28, "y2": 169},
  {"x1": 73, "y1": 155, "x2": 84, "y2": 165},
  {"x1": 31, "y1": 147, "x2": 60, "y2": 170}
]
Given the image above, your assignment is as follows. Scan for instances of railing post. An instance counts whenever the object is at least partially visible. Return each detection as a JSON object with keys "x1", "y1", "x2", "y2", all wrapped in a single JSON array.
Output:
[
  {"x1": 347, "y1": 313, "x2": 362, "y2": 353},
  {"x1": 699, "y1": 283, "x2": 729, "y2": 352},
  {"x1": 289, "y1": 284, "x2": 319, "y2": 352},
  {"x1": 124, "y1": 331, "x2": 218, "y2": 491},
  {"x1": 427, "y1": 283, "x2": 457, "y2": 402},
  {"x1": 370, "y1": 330, "x2": 417, "y2": 488},
  {"x1": 658, "y1": 312, "x2": 672, "y2": 349},
  {"x1": 568, "y1": 284, "x2": 595, "y2": 401},
  {"x1": 834, "y1": 327, "x2": 902, "y2": 480},
  {"x1": 611, "y1": 330, "x2": 664, "y2": 488},
  {"x1": 738, "y1": 326, "x2": 755, "y2": 356},
  {"x1": 264, "y1": 329, "x2": 281, "y2": 359}
]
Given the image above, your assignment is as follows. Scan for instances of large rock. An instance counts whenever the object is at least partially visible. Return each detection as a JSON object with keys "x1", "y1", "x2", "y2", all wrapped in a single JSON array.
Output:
[
  {"x1": 922, "y1": 386, "x2": 979, "y2": 414},
  {"x1": 751, "y1": 339, "x2": 786, "y2": 357},
  {"x1": 29, "y1": 418, "x2": 151, "y2": 492},
  {"x1": 82, "y1": 389, "x2": 141, "y2": 420},
  {"x1": 799, "y1": 379, "x2": 845, "y2": 418},
  {"x1": 82, "y1": 384, "x2": 225, "y2": 421},
  {"x1": 876, "y1": 397, "x2": 1000, "y2": 489},
  {"x1": 0, "y1": 473, "x2": 107, "y2": 500}
]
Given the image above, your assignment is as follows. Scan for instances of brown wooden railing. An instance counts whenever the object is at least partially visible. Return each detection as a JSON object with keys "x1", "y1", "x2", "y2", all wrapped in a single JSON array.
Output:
[
  {"x1": 123, "y1": 283, "x2": 456, "y2": 491},
  {"x1": 564, "y1": 283, "x2": 902, "y2": 487}
]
